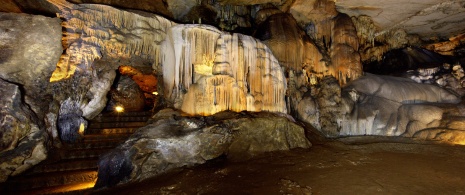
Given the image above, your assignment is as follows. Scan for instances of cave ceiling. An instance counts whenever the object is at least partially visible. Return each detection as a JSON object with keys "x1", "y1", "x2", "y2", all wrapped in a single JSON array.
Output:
[
  {"x1": 0, "y1": 0, "x2": 464, "y2": 40},
  {"x1": 335, "y1": 0, "x2": 465, "y2": 39}
]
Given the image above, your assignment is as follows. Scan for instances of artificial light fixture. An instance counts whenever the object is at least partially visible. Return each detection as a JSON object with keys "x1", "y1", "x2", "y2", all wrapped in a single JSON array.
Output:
[
  {"x1": 115, "y1": 105, "x2": 124, "y2": 112},
  {"x1": 78, "y1": 123, "x2": 85, "y2": 135},
  {"x1": 152, "y1": 91, "x2": 158, "y2": 95}
]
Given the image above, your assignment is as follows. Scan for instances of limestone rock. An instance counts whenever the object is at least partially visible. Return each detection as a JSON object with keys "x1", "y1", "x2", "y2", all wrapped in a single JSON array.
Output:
[
  {"x1": 2, "y1": 0, "x2": 61, "y2": 15},
  {"x1": 295, "y1": 95, "x2": 320, "y2": 130},
  {"x1": 68, "y1": 0, "x2": 173, "y2": 18},
  {"x1": 255, "y1": 13, "x2": 325, "y2": 73},
  {"x1": 290, "y1": 0, "x2": 338, "y2": 31},
  {"x1": 57, "y1": 98, "x2": 87, "y2": 143},
  {"x1": 107, "y1": 76, "x2": 146, "y2": 112},
  {"x1": 413, "y1": 129, "x2": 465, "y2": 145},
  {"x1": 425, "y1": 33, "x2": 465, "y2": 56},
  {"x1": 336, "y1": 74, "x2": 460, "y2": 137},
  {"x1": 162, "y1": 25, "x2": 287, "y2": 115},
  {"x1": 94, "y1": 109, "x2": 310, "y2": 188},
  {"x1": 0, "y1": 79, "x2": 47, "y2": 182},
  {"x1": 0, "y1": 12, "x2": 62, "y2": 119},
  {"x1": 364, "y1": 47, "x2": 448, "y2": 75},
  {"x1": 335, "y1": 0, "x2": 465, "y2": 39},
  {"x1": 166, "y1": 0, "x2": 198, "y2": 21},
  {"x1": 217, "y1": 0, "x2": 281, "y2": 5},
  {"x1": 49, "y1": 3, "x2": 174, "y2": 120},
  {"x1": 345, "y1": 74, "x2": 459, "y2": 104},
  {"x1": 316, "y1": 76, "x2": 343, "y2": 136},
  {"x1": 329, "y1": 14, "x2": 362, "y2": 85}
]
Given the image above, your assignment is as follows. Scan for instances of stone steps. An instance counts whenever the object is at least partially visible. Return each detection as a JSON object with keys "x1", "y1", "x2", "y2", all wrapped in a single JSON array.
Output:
[
  {"x1": 86, "y1": 127, "x2": 138, "y2": 135},
  {"x1": 1, "y1": 111, "x2": 151, "y2": 194},
  {"x1": 87, "y1": 121, "x2": 147, "y2": 129}
]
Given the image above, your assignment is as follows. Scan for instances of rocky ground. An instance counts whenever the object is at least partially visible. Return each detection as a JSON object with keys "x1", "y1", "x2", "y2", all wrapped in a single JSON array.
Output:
[{"x1": 91, "y1": 136, "x2": 465, "y2": 195}]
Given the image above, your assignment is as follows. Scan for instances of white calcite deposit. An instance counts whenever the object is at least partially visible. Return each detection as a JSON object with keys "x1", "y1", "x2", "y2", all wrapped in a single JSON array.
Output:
[{"x1": 162, "y1": 25, "x2": 287, "y2": 115}]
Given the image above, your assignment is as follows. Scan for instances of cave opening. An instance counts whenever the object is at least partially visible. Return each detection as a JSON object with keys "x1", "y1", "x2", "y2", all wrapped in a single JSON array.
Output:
[{"x1": 103, "y1": 65, "x2": 159, "y2": 113}]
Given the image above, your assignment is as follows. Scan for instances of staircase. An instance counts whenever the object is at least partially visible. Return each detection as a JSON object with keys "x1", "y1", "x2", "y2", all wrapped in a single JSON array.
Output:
[{"x1": 0, "y1": 111, "x2": 151, "y2": 195}]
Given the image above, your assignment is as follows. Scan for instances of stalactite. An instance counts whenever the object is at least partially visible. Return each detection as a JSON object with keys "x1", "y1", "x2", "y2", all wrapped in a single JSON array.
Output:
[
  {"x1": 164, "y1": 24, "x2": 287, "y2": 115},
  {"x1": 52, "y1": 1, "x2": 287, "y2": 116},
  {"x1": 58, "y1": 4, "x2": 175, "y2": 62},
  {"x1": 330, "y1": 13, "x2": 362, "y2": 85}
]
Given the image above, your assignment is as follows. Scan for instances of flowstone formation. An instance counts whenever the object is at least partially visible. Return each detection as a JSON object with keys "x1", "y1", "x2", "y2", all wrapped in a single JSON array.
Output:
[
  {"x1": 49, "y1": 1, "x2": 288, "y2": 117},
  {"x1": 95, "y1": 109, "x2": 310, "y2": 188},
  {"x1": 162, "y1": 24, "x2": 287, "y2": 115}
]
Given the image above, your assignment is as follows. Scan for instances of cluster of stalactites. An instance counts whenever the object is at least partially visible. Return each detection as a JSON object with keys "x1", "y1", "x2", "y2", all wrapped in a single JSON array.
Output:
[
  {"x1": 59, "y1": 4, "x2": 175, "y2": 62},
  {"x1": 329, "y1": 14, "x2": 362, "y2": 85},
  {"x1": 162, "y1": 24, "x2": 287, "y2": 115}
]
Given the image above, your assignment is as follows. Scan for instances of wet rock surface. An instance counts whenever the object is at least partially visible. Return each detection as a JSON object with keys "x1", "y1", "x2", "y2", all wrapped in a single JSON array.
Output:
[
  {"x1": 94, "y1": 109, "x2": 311, "y2": 188},
  {"x1": 94, "y1": 139, "x2": 465, "y2": 195}
]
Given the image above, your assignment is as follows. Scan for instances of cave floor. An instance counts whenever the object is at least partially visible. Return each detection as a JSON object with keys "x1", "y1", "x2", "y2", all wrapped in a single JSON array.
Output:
[{"x1": 92, "y1": 137, "x2": 465, "y2": 195}]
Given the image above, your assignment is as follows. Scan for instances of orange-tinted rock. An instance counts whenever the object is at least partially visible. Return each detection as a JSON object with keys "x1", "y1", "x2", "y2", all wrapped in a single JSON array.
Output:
[
  {"x1": 425, "y1": 33, "x2": 465, "y2": 56},
  {"x1": 0, "y1": 0, "x2": 22, "y2": 13},
  {"x1": 68, "y1": 0, "x2": 173, "y2": 18},
  {"x1": 255, "y1": 13, "x2": 326, "y2": 76},
  {"x1": 330, "y1": 13, "x2": 362, "y2": 85},
  {"x1": 118, "y1": 65, "x2": 158, "y2": 93}
]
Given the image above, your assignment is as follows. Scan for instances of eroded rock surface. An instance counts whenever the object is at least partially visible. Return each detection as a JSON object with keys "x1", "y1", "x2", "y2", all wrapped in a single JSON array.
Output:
[
  {"x1": 107, "y1": 76, "x2": 146, "y2": 112},
  {"x1": 94, "y1": 109, "x2": 310, "y2": 188},
  {"x1": 339, "y1": 74, "x2": 460, "y2": 137},
  {"x1": 0, "y1": 12, "x2": 62, "y2": 119},
  {"x1": 0, "y1": 79, "x2": 47, "y2": 182}
]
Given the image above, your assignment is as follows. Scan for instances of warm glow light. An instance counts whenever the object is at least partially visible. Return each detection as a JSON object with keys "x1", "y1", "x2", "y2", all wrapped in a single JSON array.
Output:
[
  {"x1": 115, "y1": 105, "x2": 124, "y2": 112},
  {"x1": 78, "y1": 123, "x2": 85, "y2": 135},
  {"x1": 453, "y1": 140, "x2": 465, "y2": 145},
  {"x1": 152, "y1": 91, "x2": 159, "y2": 95}
]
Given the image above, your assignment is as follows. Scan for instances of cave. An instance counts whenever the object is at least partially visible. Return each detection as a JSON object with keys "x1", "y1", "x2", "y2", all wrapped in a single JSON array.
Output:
[{"x1": 1, "y1": 0, "x2": 465, "y2": 194}]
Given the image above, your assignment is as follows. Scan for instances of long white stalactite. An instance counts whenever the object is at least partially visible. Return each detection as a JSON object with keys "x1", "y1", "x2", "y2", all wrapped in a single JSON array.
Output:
[{"x1": 162, "y1": 24, "x2": 287, "y2": 115}]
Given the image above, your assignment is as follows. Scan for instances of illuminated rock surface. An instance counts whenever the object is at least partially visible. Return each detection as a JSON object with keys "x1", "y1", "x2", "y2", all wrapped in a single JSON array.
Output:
[
  {"x1": 107, "y1": 76, "x2": 146, "y2": 112},
  {"x1": 3, "y1": 0, "x2": 465, "y2": 191},
  {"x1": 338, "y1": 74, "x2": 460, "y2": 137},
  {"x1": 162, "y1": 24, "x2": 287, "y2": 115},
  {"x1": 94, "y1": 109, "x2": 310, "y2": 188}
]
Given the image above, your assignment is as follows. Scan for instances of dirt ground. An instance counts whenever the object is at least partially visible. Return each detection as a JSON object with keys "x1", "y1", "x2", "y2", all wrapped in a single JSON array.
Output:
[{"x1": 93, "y1": 137, "x2": 465, "y2": 195}]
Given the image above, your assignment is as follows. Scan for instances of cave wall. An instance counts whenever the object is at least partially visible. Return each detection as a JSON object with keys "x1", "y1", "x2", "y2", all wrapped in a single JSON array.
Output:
[
  {"x1": 0, "y1": 12, "x2": 62, "y2": 182},
  {"x1": 2, "y1": 0, "x2": 465, "y2": 184}
]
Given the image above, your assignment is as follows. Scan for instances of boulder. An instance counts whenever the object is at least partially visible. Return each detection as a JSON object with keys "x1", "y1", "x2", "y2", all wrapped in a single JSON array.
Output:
[
  {"x1": 0, "y1": 79, "x2": 47, "y2": 182},
  {"x1": 0, "y1": 12, "x2": 62, "y2": 120},
  {"x1": 94, "y1": 109, "x2": 310, "y2": 188},
  {"x1": 107, "y1": 76, "x2": 146, "y2": 112},
  {"x1": 337, "y1": 74, "x2": 460, "y2": 137}
]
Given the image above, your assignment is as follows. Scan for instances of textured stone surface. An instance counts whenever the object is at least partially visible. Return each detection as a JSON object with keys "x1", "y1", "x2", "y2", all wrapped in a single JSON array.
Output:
[
  {"x1": 0, "y1": 12, "x2": 62, "y2": 119},
  {"x1": 94, "y1": 109, "x2": 310, "y2": 188},
  {"x1": 336, "y1": 0, "x2": 465, "y2": 39},
  {"x1": 330, "y1": 13, "x2": 362, "y2": 85},
  {"x1": 345, "y1": 74, "x2": 459, "y2": 104},
  {"x1": 337, "y1": 74, "x2": 460, "y2": 137},
  {"x1": 255, "y1": 13, "x2": 325, "y2": 73},
  {"x1": 107, "y1": 76, "x2": 146, "y2": 112},
  {"x1": 162, "y1": 24, "x2": 287, "y2": 115},
  {"x1": 68, "y1": 0, "x2": 173, "y2": 18},
  {"x1": 0, "y1": 79, "x2": 47, "y2": 182}
]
